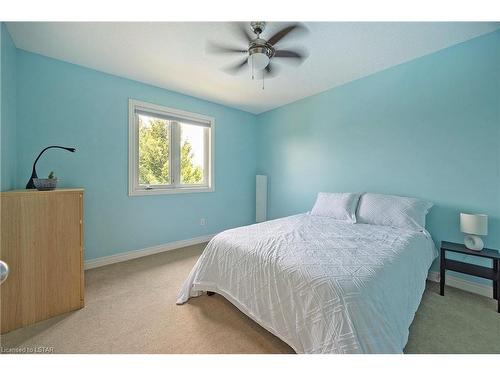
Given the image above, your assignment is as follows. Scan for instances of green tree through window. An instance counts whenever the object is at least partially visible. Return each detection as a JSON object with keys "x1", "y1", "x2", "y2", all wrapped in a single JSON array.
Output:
[
  {"x1": 139, "y1": 117, "x2": 170, "y2": 185},
  {"x1": 181, "y1": 139, "x2": 203, "y2": 184},
  {"x1": 138, "y1": 117, "x2": 203, "y2": 185}
]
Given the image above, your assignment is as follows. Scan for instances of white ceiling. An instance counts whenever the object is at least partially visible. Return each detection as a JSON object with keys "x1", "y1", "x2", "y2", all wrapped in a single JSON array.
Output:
[{"x1": 6, "y1": 22, "x2": 500, "y2": 114}]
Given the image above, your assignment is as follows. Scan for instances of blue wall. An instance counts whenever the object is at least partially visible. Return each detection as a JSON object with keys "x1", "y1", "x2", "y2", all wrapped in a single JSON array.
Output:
[
  {"x1": 15, "y1": 50, "x2": 258, "y2": 260},
  {"x1": 257, "y1": 31, "x2": 500, "y2": 279},
  {"x1": 1, "y1": 23, "x2": 17, "y2": 191}
]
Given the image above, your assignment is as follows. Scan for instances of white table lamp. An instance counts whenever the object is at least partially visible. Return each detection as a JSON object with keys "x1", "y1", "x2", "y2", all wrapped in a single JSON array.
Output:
[{"x1": 460, "y1": 213, "x2": 488, "y2": 251}]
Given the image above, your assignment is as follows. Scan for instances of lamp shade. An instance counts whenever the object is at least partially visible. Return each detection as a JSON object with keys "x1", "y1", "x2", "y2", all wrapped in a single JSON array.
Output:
[{"x1": 460, "y1": 213, "x2": 488, "y2": 236}]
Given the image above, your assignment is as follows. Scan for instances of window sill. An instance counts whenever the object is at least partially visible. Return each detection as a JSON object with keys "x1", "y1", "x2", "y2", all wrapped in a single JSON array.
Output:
[{"x1": 129, "y1": 186, "x2": 214, "y2": 196}]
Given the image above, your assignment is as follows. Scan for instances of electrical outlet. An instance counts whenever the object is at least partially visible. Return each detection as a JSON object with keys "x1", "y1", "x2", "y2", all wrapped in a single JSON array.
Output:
[{"x1": 200, "y1": 218, "x2": 206, "y2": 226}]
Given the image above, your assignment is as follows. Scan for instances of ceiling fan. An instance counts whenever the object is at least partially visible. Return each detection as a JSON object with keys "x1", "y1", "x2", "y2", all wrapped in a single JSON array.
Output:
[{"x1": 207, "y1": 22, "x2": 308, "y2": 82}]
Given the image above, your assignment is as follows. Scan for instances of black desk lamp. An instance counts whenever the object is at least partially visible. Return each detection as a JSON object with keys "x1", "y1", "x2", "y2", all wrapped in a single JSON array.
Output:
[{"x1": 26, "y1": 146, "x2": 76, "y2": 189}]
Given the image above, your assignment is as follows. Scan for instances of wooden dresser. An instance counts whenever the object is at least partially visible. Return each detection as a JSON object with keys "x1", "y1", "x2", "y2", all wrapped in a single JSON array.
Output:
[{"x1": 0, "y1": 188, "x2": 84, "y2": 334}]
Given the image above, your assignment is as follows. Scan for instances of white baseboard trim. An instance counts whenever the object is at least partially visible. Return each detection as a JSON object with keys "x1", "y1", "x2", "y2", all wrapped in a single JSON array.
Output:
[
  {"x1": 84, "y1": 234, "x2": 214, "y2": 270},
  {"x1": 427, "y1": 271, "x2": 493, "y2": 298}
]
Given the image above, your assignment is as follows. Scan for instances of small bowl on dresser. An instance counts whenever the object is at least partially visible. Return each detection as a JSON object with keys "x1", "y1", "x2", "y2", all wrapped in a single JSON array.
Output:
[{"x1": 33, "y1": 178, "x2": 58, "y2": 191}]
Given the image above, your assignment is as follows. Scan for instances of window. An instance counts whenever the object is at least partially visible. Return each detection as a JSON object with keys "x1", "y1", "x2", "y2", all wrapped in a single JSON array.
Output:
[{"x1": 129, "y1": 99, "x2": 214, "y2": 195}]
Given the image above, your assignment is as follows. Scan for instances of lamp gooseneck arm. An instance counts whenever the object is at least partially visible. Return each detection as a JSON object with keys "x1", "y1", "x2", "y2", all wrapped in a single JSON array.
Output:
[
  {"x1": 26, "y1": 145, "x2": 76, "y2": 189},
  {"x1": 31, "y1": 146, "x2": 53, "y2": 175}
]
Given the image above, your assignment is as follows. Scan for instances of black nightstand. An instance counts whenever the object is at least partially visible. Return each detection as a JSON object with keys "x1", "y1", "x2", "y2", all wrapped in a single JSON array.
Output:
[{"x1": 440, "y1": 241, "x2": 500, "y2": 313}]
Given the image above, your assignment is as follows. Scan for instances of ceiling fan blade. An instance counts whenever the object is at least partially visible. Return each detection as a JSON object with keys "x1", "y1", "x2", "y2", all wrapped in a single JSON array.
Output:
[
  {"x1": 267, "y1": 24, "x2": 305, "y2": 46},
  {"x1": 234, "y1": 22, "x2": 254, "y2": 43},
  {"x1": 274, "y1": 50, "x2": 303, "y2": 59},
  {"x1": 206, "y1": 41, "x2": 247, "y2": 54},
  {"x1": 223, "y1": 58, "x2": 248, "y2": 75},
  {"x1": 264, "y1": 63, "x2": 279, "y2": 78},
  {"x1": 274, "y1": 49, "x2": 308, "y2": 64}
]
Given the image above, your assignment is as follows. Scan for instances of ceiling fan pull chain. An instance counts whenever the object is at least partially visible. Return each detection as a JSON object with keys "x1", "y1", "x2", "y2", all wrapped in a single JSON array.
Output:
[
  {"x1": 262, "y1": 74, "x2": 265, "y2": 90},
  {"x1": 251, "y1": 55, "x2": 254, "y2": 80}
]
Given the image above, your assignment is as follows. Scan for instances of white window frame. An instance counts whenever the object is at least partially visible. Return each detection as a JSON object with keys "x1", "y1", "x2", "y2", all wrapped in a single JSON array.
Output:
[{"x1": 128, "y1": 99, "x2": 215, "y2": 196}]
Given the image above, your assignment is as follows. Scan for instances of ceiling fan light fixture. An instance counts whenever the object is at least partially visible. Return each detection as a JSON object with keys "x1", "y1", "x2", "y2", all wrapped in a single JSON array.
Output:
[{"x1": 249, "y1": 52, "x2": 270, "y2": 70}]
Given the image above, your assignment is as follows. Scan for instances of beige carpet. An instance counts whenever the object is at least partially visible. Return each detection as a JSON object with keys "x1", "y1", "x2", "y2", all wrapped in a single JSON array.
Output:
[{"x1": 1, "y1": 243, "x2": 499, "y2": 354}]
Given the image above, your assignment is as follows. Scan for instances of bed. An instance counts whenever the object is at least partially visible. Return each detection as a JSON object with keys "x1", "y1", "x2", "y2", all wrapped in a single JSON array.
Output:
[{"x1": 177, "y1": 213, "x2": 437, "y2": 354}]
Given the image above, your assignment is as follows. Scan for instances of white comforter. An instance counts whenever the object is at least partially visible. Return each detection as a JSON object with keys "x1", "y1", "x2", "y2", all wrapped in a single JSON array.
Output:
[{"x1": 177, "y1": 214, "x2": 437, "y2": 353}]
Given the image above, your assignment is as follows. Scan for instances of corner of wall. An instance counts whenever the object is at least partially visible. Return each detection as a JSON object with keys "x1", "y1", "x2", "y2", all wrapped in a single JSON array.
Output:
[{"x1": 0, "y1": 22, "x2": 17, "y2": 191}]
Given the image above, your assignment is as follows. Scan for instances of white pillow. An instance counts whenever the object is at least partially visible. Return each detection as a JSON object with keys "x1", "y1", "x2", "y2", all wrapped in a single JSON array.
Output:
[
  {"x1": 310, "y1": 192, "x2": 361, "y2": 223},
  {"x1": 356, "y1": 193, "x2": 433, "y2": 230}
]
